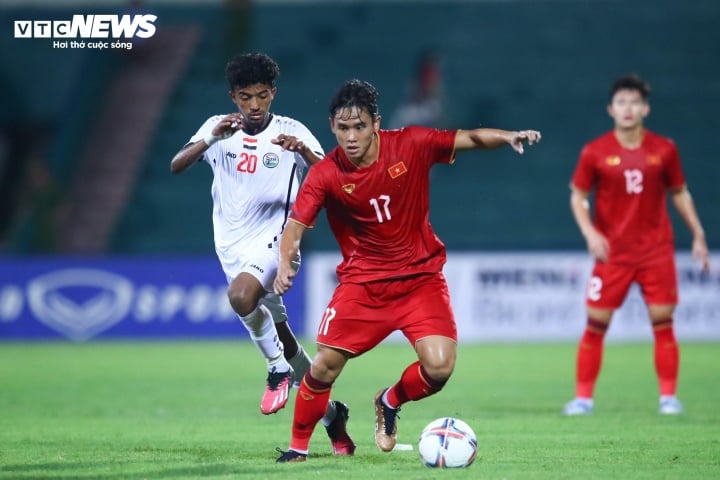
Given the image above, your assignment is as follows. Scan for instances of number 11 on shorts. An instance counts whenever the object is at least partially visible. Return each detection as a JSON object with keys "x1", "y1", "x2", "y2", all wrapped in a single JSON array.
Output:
[{"x1": 319, "y1": 307, "x2": 336, "y2": 336}]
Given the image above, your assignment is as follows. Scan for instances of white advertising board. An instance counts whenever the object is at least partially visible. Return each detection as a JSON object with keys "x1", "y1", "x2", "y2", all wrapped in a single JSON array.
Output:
[{"x1": 304, "y1": 252, "x2": 719, "y2": 343}]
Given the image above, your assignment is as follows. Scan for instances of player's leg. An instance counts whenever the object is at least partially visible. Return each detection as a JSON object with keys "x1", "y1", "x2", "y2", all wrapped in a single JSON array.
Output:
[
  {"x1": 563, "y1": 263, "x2": 632, "y2": 416},
  {"x1": 278, "y1": 283, "x2": 387, "y2": 462},
  {"x1": 374, "y1": 335, "x2": 456, "y2": 452},
  {"x1": 321, "y1": 398, "x2": 355, "y2": 455},
  {"x1": 263, "y1": 252, "x2": 312, "y2": 385},
  {"x1": 375, "y1": 273, "x2": 457, "y2": 452},
  {"x1": 261, "y1": 292, "x2": 311, "y2": 387},
  {"x1": 649, "y1": 304, "x2": 682, "y2": 414},
  {"x1": 563, "y1": 307, "x2": 612, "y2": 415},
  {"x1": 263, "y1": 287, "x2": 351, "y2": 454},
  {"x1": 277, "y1": 345, "x2": 351, "y2": 462},
  {"x1": 228, "y1": 272, "x2": 293, "y2": 415},
  {"x1": 638, "y1": 257, "x2": 682, "y2": 414}
]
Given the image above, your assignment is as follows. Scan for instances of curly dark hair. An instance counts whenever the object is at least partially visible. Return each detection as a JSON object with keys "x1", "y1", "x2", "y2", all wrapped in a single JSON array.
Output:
[
  {"x1": 329, "y1": 79, "x2": 380, "y2": 120},
  {"x1": 225, "y1": 53, "x2": 279, "y2": 90},
  {"x1": 610, "y1": 74, "x2": 650, "y2": 101}
]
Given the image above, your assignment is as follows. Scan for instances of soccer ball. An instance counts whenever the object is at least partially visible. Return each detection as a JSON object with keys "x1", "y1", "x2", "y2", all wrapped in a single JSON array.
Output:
[{"x1": 417, "y1": 417, "x2": 477, "y2": 468}]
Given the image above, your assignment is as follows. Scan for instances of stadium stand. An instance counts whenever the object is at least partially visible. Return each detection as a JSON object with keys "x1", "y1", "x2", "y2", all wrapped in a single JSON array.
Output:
[
  {"x1": 57, "y1": 26, "x2": 200, "y2": 252},
  {"x1": 1, "y1": 1, "x2": 717, "y2": 254}
]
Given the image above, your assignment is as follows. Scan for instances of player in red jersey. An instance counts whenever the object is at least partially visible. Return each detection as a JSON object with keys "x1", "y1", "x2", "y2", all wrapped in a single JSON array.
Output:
[
  {"x1": 273, "y1": 79, "x2": 541, "y2": 462},
  {"x1": 563, "y1": 74, "x2": 710, "y2": 416}
]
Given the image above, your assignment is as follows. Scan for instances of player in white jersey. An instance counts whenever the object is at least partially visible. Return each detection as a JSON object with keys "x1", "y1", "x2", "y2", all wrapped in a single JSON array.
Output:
[
  {"x1": 192, "y1": 113, "x2": 317, "y2": 272},
  {"x1": 169, "y1": 54, "x2": 354, "y2": 454}
]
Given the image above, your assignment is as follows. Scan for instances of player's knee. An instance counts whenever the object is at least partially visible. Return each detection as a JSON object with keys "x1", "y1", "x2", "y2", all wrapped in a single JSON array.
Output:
[
  {"x1": 227, "y1": 286, "x2": 256, "y2": 316},
  {"x1": 648, "y1": 304, "x2": 675, "y2": 322},
  {"x1": 587, "y1": 307, "x2": 614, "y2": 323},
  {"x1": 422, "y1": 359, "x2": 455, "y2": 384},
  {"x1": 420, "y1": 363, "x2": 451, "y2": 393},
  {"x1": 311, "y1": 348, "x2": 347, "y2": 383},
  {"x1": 308, "y1": 360, "x2": 341, "y2": 384}
]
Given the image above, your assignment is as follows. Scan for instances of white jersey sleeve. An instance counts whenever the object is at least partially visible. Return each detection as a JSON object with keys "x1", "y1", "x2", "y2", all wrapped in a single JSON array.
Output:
[
  {"x1": 187, "y1": 115, "x2": 226, "y2": 172},
  {"x1": 286, "y1": 118, "x2": 324, "y2": 161}
]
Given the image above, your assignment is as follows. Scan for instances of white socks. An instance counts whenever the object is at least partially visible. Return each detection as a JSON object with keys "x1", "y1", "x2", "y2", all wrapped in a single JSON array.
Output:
[{"x1": 240, "y1": 305, "x2": 291, "y2": 371}]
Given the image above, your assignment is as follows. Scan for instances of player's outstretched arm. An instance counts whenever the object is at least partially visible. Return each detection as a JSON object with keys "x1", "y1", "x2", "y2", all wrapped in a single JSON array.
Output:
[
  {"x1": 170, "y1": 113, "x2": 244, "y2": 173},
  {"x1": 170, "y1": 140, "x2": 211, "y2": 174},
  {"x1": 454, "y1": 128, "x2": 542, "y2": 154},
  {"x1": 274, "y1": 220, "x2": 307, "y2": 295}
]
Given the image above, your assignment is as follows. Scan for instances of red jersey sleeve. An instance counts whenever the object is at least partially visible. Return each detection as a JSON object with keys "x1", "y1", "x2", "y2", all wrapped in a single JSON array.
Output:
[
  {"x1": 571, "y1": 144, "x2": 597, "y2": 192},
  {"x1": 663, "y1": 140, "x2": 685, "y2": 189},
  {"x1": 289, "y1": 161, "x2": 327, "y2": 228},
  {"x1": 402, "y1": 126, "x2": 457, "y2": 167}
]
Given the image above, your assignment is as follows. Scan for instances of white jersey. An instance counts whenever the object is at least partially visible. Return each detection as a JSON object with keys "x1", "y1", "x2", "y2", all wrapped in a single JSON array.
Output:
[{"x1": 189, "y1": 114, "x2": 323, "y2": 282}]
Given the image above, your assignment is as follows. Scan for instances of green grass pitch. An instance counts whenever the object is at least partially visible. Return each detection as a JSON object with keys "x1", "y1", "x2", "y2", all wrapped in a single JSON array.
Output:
[{"x1": 1, "y1": 341, "x2": 718, "y2": 479}]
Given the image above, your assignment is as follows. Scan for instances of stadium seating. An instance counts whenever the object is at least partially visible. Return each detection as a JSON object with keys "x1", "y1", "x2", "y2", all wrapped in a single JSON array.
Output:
[{"x1": 4, "y1": 2, "x2": 716, "y2": 253}]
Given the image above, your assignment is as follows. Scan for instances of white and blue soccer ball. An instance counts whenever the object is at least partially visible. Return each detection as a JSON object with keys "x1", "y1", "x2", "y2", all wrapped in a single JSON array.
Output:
[{"x1": 417, "y1": 417, "x2": 477, "y2": 468}]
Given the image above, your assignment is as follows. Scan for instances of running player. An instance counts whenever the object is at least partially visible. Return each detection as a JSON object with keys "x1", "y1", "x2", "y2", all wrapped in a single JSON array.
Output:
[
  {"x1": 273, "y1": 79, "x2": 541, "y2": 462},
  {"x1": 170, "y1": 54, "x2": 355, "y2": 454}
]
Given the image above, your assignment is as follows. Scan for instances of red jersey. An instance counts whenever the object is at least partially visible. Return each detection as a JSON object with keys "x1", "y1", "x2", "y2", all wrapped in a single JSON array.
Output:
[
  {"x1": 571, "y1": 129, "x2": 685, "y2": 265},
  {"x1": 290, "y1": 126, "x2": 457, "y2": 283}
]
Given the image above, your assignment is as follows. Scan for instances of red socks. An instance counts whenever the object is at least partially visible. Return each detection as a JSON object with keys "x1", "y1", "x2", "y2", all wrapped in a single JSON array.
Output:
[
  {"x1": 575, "y1": 318, "x2": 608, "y2": 398},
  {"x1": 652, "y1": 319, "x2": 679, "y2": 396},
  {"x1": 575, "y1": 317, "x2": 680, "y2": 398},
  {"x1": 386, "y1": 361, "x2": 446, "y2": 408},
  {"x1": 289, "y1": 372, "x2": 332, "y2": 453}
]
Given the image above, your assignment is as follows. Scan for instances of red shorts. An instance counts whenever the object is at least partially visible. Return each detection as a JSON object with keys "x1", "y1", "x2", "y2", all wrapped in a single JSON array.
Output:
[
  {"x1": 316, "y1": 272, "x2": 457, "y2": 356},
  {"x1": 585, "y1": 255, "x2": 678, "y2": 309}
]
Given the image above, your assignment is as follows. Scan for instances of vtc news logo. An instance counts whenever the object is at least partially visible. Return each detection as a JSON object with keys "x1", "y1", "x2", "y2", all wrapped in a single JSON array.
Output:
[{"x1": 14, "y1": 14, "x2": 157, "y2": 39}]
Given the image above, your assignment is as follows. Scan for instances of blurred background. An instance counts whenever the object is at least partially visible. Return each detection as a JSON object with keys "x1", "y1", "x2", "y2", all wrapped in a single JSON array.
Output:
[{"x1": 0, "y1": 0, "x2": 718, "y2": 342}]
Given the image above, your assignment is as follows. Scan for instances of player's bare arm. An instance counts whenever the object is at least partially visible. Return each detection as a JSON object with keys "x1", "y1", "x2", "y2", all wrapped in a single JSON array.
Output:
[
  {"x1": 274, "y1": 220, "x2": 307, "y2": 295},
  {"x1": 570, "y1": 186, "x2": 609, "y2": 262},
  {"x1": 271, "y1": 135, "x2": 324, "y2": 165},
  {"x1": 454, "y1": 128, "x2": 542, "y2": 153},
  {"x1": 170, "y1": 113, "x2": 244, "y2": 173},
  {"x1": 670, "y1": 186, "x2": 710, "y2": 272}
]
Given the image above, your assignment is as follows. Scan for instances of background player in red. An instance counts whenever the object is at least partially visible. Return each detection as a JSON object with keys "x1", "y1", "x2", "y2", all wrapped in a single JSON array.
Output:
[
  {"x1": 273, "y1": 79, "x2": 541, "y2": 462},
  {"x1": 563, "y1": 74, "x2": 710, "y2": 416}
]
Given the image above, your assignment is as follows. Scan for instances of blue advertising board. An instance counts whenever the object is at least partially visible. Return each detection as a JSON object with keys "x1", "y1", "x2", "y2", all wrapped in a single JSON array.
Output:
[{"x1": 0, "y1": 257, "x2": 305, "y2": 341}]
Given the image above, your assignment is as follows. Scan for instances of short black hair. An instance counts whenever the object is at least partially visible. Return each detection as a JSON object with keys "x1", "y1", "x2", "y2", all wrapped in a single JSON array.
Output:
[
  {"x1": 225, "y1": 53, "x2": 279, "y2": 90},
  {"x1": 329, "y1": 79, "x2": 379, "y2": 120},
  {"x1": 610, "y1": 74, "x2": 650, "y2": 101}
]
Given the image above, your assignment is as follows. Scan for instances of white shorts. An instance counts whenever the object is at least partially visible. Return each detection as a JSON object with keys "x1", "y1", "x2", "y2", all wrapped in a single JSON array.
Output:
[
  {"x1": 216, "y1": 242, "x2": 300, "y2": 323},
  {"x1": 218, "y1": 242, "x2": 283, "y2": 292}
]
